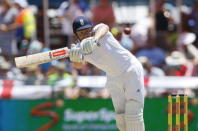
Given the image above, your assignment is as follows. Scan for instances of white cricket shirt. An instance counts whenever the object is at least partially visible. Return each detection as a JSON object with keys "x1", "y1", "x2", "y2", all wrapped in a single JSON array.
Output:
[{"x1": 84, "y1": 24, "x2": 140, "y2": 76}]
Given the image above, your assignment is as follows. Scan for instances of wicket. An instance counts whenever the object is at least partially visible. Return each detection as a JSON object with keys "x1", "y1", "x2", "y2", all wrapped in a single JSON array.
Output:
[{"x1": 168, "y1": 94, "x2": 188, "y2": 131}]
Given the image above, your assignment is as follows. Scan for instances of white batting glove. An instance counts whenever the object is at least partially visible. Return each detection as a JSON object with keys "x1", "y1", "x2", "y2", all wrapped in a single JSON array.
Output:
[
  {"x1": 69, "y1": 44, "x2": 83, "y2": 62},
  {"x1": 80, "y1": 37, "x2": 98, "y2": 55}
]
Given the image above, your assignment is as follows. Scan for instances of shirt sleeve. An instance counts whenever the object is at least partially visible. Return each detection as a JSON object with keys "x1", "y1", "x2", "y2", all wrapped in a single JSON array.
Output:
[
  {"x1": 57, "y1": 2, "x2": 70, "y2": 16},
  {"x1": 93, "y1": 23, "x2": 105, "y2": 33}
]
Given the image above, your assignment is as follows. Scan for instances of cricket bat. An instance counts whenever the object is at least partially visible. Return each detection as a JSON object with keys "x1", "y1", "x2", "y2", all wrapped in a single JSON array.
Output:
[{"x1": 15, "y1": 47, "x2": 70, "y2": 68}]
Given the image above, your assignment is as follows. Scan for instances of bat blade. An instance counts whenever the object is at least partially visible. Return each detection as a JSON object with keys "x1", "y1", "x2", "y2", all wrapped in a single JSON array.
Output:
[{"x1": 15, "y1": 47, "x2": 69, "y2": 68}]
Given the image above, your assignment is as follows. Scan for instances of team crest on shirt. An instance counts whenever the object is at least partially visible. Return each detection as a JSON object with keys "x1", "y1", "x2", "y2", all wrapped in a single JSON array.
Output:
[{"x1": 80, "y1": 19, "x2": 84, "y2": 25}]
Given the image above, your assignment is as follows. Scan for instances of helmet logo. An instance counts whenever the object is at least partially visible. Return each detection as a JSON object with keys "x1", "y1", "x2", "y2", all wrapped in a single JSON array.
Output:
[{"x1": 80, "y1": 19, "x2": 84, "y2": 25}]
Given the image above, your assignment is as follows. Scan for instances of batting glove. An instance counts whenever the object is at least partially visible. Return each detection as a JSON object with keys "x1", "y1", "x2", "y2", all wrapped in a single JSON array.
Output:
[
  {"x1": 80, "y1": 37, "x2": 98, "y2": 55},
  {"x1": 69, "y1": 44, "x2": 84, "y2": 62}
]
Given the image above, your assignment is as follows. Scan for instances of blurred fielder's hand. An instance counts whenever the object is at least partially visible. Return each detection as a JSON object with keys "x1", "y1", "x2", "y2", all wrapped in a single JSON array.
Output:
[
  {"x1": 69, "y1": 44, "x2": 83, "y2": 62},
  {"x1": 80, "y1": 37, "x2": 98, "y2": 54},
  {"x1": 0, "y1": 24, "x2": 7, "y2": 31}
]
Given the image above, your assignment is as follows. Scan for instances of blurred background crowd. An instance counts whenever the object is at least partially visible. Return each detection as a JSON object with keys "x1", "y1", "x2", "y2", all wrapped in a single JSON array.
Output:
[{"x1": 0, "y1": 0, "x2": 198, "y2": 99}]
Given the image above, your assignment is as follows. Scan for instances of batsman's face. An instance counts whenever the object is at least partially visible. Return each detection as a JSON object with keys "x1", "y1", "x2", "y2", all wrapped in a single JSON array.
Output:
[{"x1": 76, "y1": 28, "x2": 93, "y2": 41}]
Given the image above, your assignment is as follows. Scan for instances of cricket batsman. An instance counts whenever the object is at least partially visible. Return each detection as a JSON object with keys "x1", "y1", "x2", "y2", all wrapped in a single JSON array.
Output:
[{"x1": 69, "y1": 16, "x2": 145, "y2": 131}]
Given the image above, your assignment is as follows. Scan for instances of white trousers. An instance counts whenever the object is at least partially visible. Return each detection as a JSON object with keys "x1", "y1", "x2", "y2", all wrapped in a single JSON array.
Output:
[{"x1": 106, "y1": 64, "x2": 145, "y2": 131}]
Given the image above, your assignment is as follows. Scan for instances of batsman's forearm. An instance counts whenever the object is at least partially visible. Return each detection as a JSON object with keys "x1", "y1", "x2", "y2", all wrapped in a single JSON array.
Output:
[
  {"x1": 94, "y1": 24, "x2": 109, "y2": 40},
  {"x1": 5, "y1": 23, "x2": 20, "y2": 31}
]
